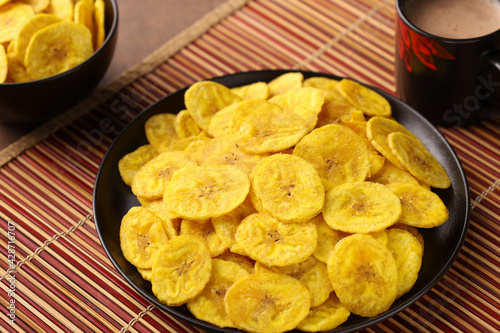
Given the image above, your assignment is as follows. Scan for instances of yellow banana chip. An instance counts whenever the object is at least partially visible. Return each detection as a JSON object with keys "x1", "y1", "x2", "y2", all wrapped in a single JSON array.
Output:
[
  {"x1": 391, "y1": 223, "x2": 425, "y2": 249},
  {"x1": 323, "y1": 182, "x2": 402, "y2": 233},
  {"x1": 316, "y1": 101, "x2": 362, "y2": 127},
  {"x1": 311, "y1": 214, "x2": 347, "y2": 263},
  {"x1": 303, "y1": 76, "x2": 344, "y2": 103},
  {"x1": 224, "y1": 272, "x2": 311, "y2": 333},
  {"x1": 74, "y1": 0, "x2": 94, "y2": 36},
  {"x1": 230, "y1": 81, "x2": 269, "y2": 100},
  {"x1": 14, "y1": 13, "x2": 61, "y2": 65},
  {"x1": 144, "y1": 113, "x2": 179, "y2": 151},
  {"x1": 231, "y1": 99, "x2": 309, "y2": 154},
  {"x1": 174, "y1": 109, "x2": 202, "y2": 138},
  {"x1": 388, "y1": 131, "x2": 451, "y2": 189},
  {"x1": 180, "y1": 219, "x2": 228, "y2": 257},
  {"x1": 152, "y1": 235, "x2": 212, "y2": 306},
  {"x1": 386, "y1": 228, "x2": 423, "y2": 298},
  {"x1": 25, "y1": 21, "x2": 93, "y2": 81},
  {"x1": 163, "y1": 164, "x2": 250, "y2": 220},
  {"x1": 255, "y1": 255, "x2": 333, "y2": 307},
  {"x1": 267, "y1": 71, "x2": 303, "y2": 97},
  {"x1": 216, "y1": 250, "x2": 255, "y2": 274},
  {"x1": 0, "y1": 44, "x2": 6, "y2": 83},
  {"x1": 297, "y1": 292, "x2": 350, "y2": 332},
  {"x1": 46, "y1": 0, "x2": 73, "y2": 21},
  {"x1": 187, "y1": 259, "x2": 250, "y2": 328},
  {"x1": 118, "y1": 144, "x2": 158, "y2": 186},
  {"x1": 250, "y1": 154, "x2": 325, "y2": 223},
  {"x1": 387, "y1": 182, "x2": 449, "y2": 228},
  {"x1": 0, "y1": 2, "x2": 34, "y2": 44},
  {"x1": 185, "y1": 80, "x2": 242, "y2": 132},
  {"x1": 131, "y1": 151, "x2": 196, "y2": 200},
  {"x1": 93, "y1": 0, "x2": 105, "y2": 50},
  {"x1": 235, "y1": 212, "x2": 318, "y2": 267},
  {"x1": 327, "y1": 233, "x2": 398, "y2": 317},
  {"x1": 293, "y1": 124, "x2": 371, "y2": 188},
  {"x1": 120, "y1": 206, "x2": 170, "y2": 269},
  {"x1": 337, "y1": 79, "x2": 391, "y2": 117},
  {"x1": 368, "y1": 160, "x2": 422, "y2": 187}
]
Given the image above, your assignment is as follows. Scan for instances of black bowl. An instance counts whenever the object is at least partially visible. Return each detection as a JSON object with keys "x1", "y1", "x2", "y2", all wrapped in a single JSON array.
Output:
[
  {"x1": 93, "y1": 70, "x2": 470, "y2": 333},
  {"x1": 0, "y1": 0, "x2": 118, "y2": 124}
]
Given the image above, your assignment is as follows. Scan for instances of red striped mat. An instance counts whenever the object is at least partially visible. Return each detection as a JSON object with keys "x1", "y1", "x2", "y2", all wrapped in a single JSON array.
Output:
[{"x1": 1, "y1": 0, "x2": 499, "y2": 332}]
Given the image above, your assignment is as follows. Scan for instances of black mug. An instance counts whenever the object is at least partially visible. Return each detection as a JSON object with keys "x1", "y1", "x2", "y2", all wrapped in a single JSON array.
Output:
[{"x1": 395, "y1": 0, "x2": 500, "y2": 127}]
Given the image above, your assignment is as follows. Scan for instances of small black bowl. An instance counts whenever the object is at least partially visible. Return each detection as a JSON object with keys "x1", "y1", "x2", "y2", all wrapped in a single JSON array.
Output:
[
  {"x1": 0, "y1": 0, "x2": 118, "y2": 124},
  {"x1": 93, "y1": 70, "x2": 470, "y2": 333}
]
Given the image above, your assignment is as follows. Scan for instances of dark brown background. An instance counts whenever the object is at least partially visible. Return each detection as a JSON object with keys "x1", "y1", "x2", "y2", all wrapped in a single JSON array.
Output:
[{"x1": 0, "y1": 0, "x2": 226, "y2": 150}]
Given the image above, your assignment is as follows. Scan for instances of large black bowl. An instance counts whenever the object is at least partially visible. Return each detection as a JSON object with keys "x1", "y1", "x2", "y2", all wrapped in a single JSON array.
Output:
[
  {"x1": 93, "y1": 70, "x2": 470, "y2": 333},
  {"x1": 0, "y1": 0, "x2": 118, "y2": 124}
]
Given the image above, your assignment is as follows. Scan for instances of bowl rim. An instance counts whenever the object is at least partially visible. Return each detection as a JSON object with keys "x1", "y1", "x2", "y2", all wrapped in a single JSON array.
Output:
[{"x1": 0, "y1": 0, "x2": 119, "y2": 87}]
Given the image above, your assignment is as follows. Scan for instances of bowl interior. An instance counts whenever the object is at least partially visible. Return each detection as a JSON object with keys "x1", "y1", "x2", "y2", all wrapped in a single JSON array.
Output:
[{"x1": 93, "y1": 70, "x2": 470, "y2": 333}]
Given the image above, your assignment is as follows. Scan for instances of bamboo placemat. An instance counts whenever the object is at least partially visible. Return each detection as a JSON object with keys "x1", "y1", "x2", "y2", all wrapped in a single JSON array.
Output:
[{"x1": 1, "y1": 0, "x2": 499, "y2": 332}]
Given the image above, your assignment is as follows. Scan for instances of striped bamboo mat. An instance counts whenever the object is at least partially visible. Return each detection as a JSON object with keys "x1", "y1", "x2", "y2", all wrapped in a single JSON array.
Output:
[{"x1": 1, "y1": 0, "x2": 499, "y2": 332}]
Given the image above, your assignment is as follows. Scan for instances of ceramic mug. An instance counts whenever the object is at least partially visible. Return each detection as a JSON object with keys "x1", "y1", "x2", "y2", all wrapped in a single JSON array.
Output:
[{"x1": 395, "y1": 0, "x2": 500, "y2": 127}]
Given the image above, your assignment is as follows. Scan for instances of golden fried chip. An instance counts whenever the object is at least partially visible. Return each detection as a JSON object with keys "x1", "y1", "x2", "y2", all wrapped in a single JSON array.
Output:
[
  {"x1": 368, "y1": 151, "x2": 386, "y2": 177},
  {"x1": 212, "y1": 197, "x2": 256, "y2": 254},
  {"x1": 216, "y1": 251, "x2": 255, "y2": 274},
  {"x1": 25, "y1": 21, "x2": 93, "y2": 81},
  {"x1": 386, "y1": 228, "x2": 423, "y2": 298},
  {"x1": 131, "y1": 151, "x2": 196, "y2": 199},
  {"x1": 163, "y1": 164, "x2": 250, "y2": 220},
  {"x1": 293, "y1": 124, "x2": 371, "y2": 188},
  {"x1": 327, "y1": 233, "x2": 398, "y2": 317},
  {"x1": 118, "y1": 144, "x2": 158, "y2": 186},
  {"x1": 232, "y1": 99, "x2": 308, "y2": 154},
  {"x1": 255, "y1": 256, "x2": 333, "y2": 307},
  {"x1": 303, "y1": 76, "x2": 343, "y2": 102},
  {"x1": 144, "y1": 113, "x2": 179, "y2": 151},
  {"x1": 152, "y1": 235, "x2": 212, "y2": 306},
  {"x1": 120, "y1": 206, "x2": 170, "y2": 269},
  {"x1": 337, "y1": 79, "x2": 391, "y2": 117},
  {"x1": 368, "y1": 160, "x2": 421, "y2": 187},
  {"x1": 15, "y1": 13, "x2": 61, "y2": 65},
  {"x1": 174, "y1": 109, "x2": 203, "y2": 138},
  {"x1": 0, "y1": 44, "x2": 6, "y2": 83},
  {"x1": 267, "y1": 71, "x2": 303, "y2": 97},
  {"x1": 206, "y1": 101, "x2": 242, "y2": 137},
  {"x1": 390, "y1": 223, "x2": 425, "y2": 249},
  {"x1": 137, "y1": 267, "x2": 152, "y2": 281},
  {"x1": 5, "y1": 45, "x2": 29, "y2": 82},
  {"x1": 311, "y1": 214, "x2": 347, "y2": 263},
  {"x1": 22, "y1": 0, "x2": 50, "y2": 13},
  {"x1": 230, "y1": 81, "x2": 269, "y2": 100},
  {"x1": 46, "y1": 0, "x2": 73, "y2": 21},
  {"x1": 187, "y1": 259, "x2": 250, "y2": 328},
  {"x1": 269, "y1": 87, "x2": 324, "y2": 131},
  {"x1": 185, "y1": 80, "x2": 241, "y2": 132},
  {"x1": 180, "y1": 219, "x2": 228, "y2": 257},
  {"x1": 0, "y1": 2, "x2": 34, "y2": 44},
  {"x1": 93, "y1": 0, "x2": 105, "y2": 49},
  {"x1": 235, "y1": 212, "x2": 318, "y2": 267},
  {"x1": 157, "y1": 133, "x2": 210, "y2": 154},
  {"x1": 316, "y1": 101, "x2": 362, "y2": 127},
  {"x1": 388, "y1": 132, "x2": 451, "y2": 189},
  {"x1": 387, "y1": 182, "x2": 449, "y2": 228},
  {"x1": 74, "y1": 0, "x2": 94, "y2": 36},
  {"x1": 250, "y1": 154, "x2": 325, "y2": 223},
  {"x1": 366, "y1": 116, "x2": 418, "y2": 169},
  {"x1": 224, "y1": 272, "x2": 311, "y2": 333},
  {"x1": 297, "y1": 292, "x2": 350, "y2": 332},
  {"x1": 323, "y1": 182, "x2": 402, "y2": 233}
]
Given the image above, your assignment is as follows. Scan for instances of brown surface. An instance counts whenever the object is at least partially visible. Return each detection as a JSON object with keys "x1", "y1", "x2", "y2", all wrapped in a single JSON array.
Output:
[{"x1": 0, "y1": 0, "x2": 226, "y2": 150}]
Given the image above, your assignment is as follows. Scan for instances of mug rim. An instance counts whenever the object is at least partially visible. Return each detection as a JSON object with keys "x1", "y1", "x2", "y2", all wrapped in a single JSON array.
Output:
[{"x1": 395, "y1": 0, "x2": 500, "y2": 43}]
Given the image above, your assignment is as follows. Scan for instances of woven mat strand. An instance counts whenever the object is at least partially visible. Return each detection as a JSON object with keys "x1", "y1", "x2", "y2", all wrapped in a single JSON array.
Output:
[{"x1": 1, "y1": 0, "x2": 499, "y2": 332}]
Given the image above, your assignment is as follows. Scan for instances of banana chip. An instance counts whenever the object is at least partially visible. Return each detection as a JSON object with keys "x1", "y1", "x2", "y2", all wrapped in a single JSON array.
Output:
[
  {"x1": 293, "y1": 124, "x2": 370, "y2": 189},
  {"x1": 250, "y1": 154, "x2": 325, "y2": 223},
  {"x1": 303, "y1": 76, "x2": 344, "y2": 103},
  {"x1": 368, "y1": 159, "x2": 422, "y2": 187},
  {"x1": 316, "y1": 101, "x2": 362, "y2": 127},
  {"x1": 388, "y1": 131, "x2": 451, "y2": 189},
  {"x1": 267, "y1": 71, "x2": 303, "y2": 97},
  {"x1": 145, "y1": 113, "x2": 179, "y2": 151},
  {"x1": 297, "y1": 292, "x2": 350, "y2": 332},
  {"x1": 224, "y1": 272, "x2": 311, "y2": 333},
  {"x1": 327, "y1": 233, "x2": 398, "y2": 317},
  {"x1": 180, "y1": 219, "x2": 228, "y2": 257},
  {"x1": 387, "y1": 182, "x2": 449, "y2": 228},
  {"x1": 311, "y1": 214, "x2": 347, "y2": 263},
  {"x1": 118, "y1": 144, "x2": 158, "y2": 186},
  {"x1": 163, "y1": 164, "x2": 250, "y2": 220},
  {"x1": 74, "y1": 0, "x2": 94, "y2": 36},
  {"x1": 0, "y1": 44, "x2": 6, "y2": 83},
  {"x1": 230, "y1": 81, "x2": 269, "y2": 100},
  {"x1": 174, "y1": 109, "x2": 203, "y2": 138},
  {"x1": 46, "y1": 0, "x2": 73, "y2": 21},
  {"x1": 152, "y1": 235, "x2": 212, "y2": 306},
  {"x1": 120, "y1": 206, "x2": 170, "y2": 269},
  {"x1": 25, "y1": 21, "x2": 93, "y2": 81},
  {"x1": 386, "y1": 228, "x2": 423, "y2": 298},
  {"x1": 93, "y1": 0, "x2": 105, "y2": 49},
  {"x1": 235, "y1": 212, "x2": 318, "y2": 267},
  {"x1": 323, "y1": 182, "x2": 402, "y2": 233},
  {"x1": 216, "y1": 250, "x2": 255, "y2": 274},
  {"x1": 185, "y1": 80, "x2": 241, "y2": 132},
  {"x1": 0, "y1": 2, "x2": 34, "y2": 44},
  {"x1": 187, "y1": 259, "x2": 250, "y2": 328},
  {"x1": 337, "y1": 79, "x2": 392, "y2": 117}
]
